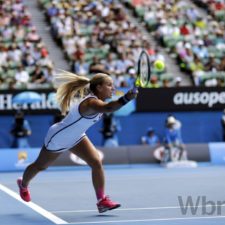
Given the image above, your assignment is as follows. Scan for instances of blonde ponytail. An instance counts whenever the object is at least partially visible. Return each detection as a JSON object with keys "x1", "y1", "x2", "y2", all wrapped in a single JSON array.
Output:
[{"x1": 53, "y1": 70, "x2": 90, "y2": 115}]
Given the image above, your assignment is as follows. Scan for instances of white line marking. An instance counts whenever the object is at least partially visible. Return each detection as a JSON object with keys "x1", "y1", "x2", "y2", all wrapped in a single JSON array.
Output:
[
  {"x1": 69, "y1": 215, "x2": 225, "y2": 224},
  {"x1": 0, "y1": 183, "x2": 68, "y2": 224},
  {"x1": 52, "y1": 204, "x2": 225, "y2": 213}
]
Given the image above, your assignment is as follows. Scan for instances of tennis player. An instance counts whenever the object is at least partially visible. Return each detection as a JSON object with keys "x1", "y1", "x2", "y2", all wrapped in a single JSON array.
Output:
[{"x1": 17, "y1": 71, "x2": 138, "y2": 213}]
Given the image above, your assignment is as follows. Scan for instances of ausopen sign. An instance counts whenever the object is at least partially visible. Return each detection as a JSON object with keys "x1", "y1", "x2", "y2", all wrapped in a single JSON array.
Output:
[
  {"x1": 1, "y1": 87, "x2": 224, "y2": 114},
  {"x1": 137, "y1": 87, "x2": 225, "y2": 112}
]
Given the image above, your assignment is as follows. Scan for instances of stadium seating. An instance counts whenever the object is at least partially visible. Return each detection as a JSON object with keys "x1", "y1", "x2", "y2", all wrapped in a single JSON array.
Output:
[
  {"x1": 1, "y1": 0, "x2": 224, "y2": 89},
  {"x1": 0, "y1": 0, "x2": 54, "y2": 90},
  {"x1": 193, "y1": 0, "x2": 225, "y2": 22},
  {"x1": 39, "y1": 0, "x2": 178, "y2": 88},
  {"x1": 123, "y1": 0, "x2": 225, "y2": 87}
]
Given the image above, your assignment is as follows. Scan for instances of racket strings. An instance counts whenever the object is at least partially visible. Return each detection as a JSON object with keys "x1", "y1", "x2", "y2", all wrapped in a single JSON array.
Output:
[{"x1": 140, "y1": 56, "x2": 149, "y2": 86}]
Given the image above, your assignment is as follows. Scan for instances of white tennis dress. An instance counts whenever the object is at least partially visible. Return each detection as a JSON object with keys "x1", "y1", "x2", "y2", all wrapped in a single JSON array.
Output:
[{"x1": 44, "y1": 94, "x2": 102, "y2": 152}]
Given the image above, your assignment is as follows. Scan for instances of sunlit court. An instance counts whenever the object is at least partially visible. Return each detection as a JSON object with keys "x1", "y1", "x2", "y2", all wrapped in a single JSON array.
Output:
[
  {"x1": 1, "y1": 166, "x2": 225, "y2": 225},
  {"x1": 0, "y1": 0, "x2": 225, "y2": 225}
]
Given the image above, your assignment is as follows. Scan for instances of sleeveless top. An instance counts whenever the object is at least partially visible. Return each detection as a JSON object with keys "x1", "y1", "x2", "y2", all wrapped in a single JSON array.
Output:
[{"x1": 44, "y1": 94, "x2": 102, "y2": 152}]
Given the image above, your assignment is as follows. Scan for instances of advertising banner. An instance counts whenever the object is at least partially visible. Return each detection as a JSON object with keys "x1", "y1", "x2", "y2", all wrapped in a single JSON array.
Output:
[
  {"x1": 0, "y1": 148, "x2": 40, "y2": 171},
  {"x1": 1, "y1": 87, "x2": 224, "y2": 114},
  {"x1": 0, "y1": 88, "x2": 135, "y2": 115},
  {"x1": 0, "y1": 143, "x2": 211, "y2": 171},
  {"x1": 0, "y1": 89, "x2": 58, "y2": 114},
  {"x1": 137, "y1": 87, "x2": 225, "y2": 112}
]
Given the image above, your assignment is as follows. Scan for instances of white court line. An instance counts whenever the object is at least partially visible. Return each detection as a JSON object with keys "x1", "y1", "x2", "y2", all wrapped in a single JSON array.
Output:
[
  {"x1": 0, "y1": 183, "x2": 68, "y2": 225},
  {"x1": 69, "y1": 215, "x2": 225, "y2": 224},
  {"x1": 52, "y1": 204, "x2": 225, "y2": 213}
]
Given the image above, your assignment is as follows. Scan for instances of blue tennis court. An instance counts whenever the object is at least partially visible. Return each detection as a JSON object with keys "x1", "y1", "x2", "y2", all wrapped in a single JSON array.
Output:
[{"x1": 1, "y1": 164, "x2": 225, "y2": 225}]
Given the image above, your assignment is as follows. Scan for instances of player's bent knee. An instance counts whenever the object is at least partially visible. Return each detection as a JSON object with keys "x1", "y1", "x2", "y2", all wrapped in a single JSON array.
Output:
[{"x1": 89, "y1": 157, "x2": 103, "y2": 170}]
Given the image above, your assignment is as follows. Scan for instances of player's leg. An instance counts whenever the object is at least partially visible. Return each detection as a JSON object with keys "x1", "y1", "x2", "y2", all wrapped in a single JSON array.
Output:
[
  {"x1": 70, "y1": 136, "x2": 120, "y2": 212},
  {"x1": 17, "y1": 145, "x2": 61, "y2": 201},
  {"x1": 70, "y1": 137, "x2": 105, "y2": 199},
  {"x1": 22, "y1": 145, "x2": 61, "y2": 187}
]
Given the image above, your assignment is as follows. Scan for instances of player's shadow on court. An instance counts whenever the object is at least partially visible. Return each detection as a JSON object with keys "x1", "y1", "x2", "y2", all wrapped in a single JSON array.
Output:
[{"x1": 92, "y1": 214, "x2": 119, "y2": 218}]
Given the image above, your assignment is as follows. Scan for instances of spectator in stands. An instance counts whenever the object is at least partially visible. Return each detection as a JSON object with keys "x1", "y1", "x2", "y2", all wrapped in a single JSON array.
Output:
[
  {"x1": 40, "y1": 44, "x2": 49, "y2": 58},
  {"x1": 126, "y1": 67, "x2": 136, "y2": 88},
  {"x1": 73, "y1": 44, "x2": 85, "y2": 61},
  {"x1": 193, "y1": 40, "x2": 209, "y2": 59},
  {"x1": 9, "y1": 44, "x2": 22, "y2": 63},
  {"x1": 147, "y1": 75, "x2": 160, "y2": 88},
  {"x1": 152, "y1": 48, "x2": 165, "y2": 62},
  {"x1": 73, "y1": 56, "x2": 90, "y2": 76},
  {"x1": 191, "y1": 56, "x2": 204, "y2": 86},
  {"x1": 162, "y1": 78, "x2": 170, "y2": 88},
  {"x1": 180, "y1": 22, "x2": 191, "y2": 36},
  {"x1": 103, "y1": 53, "x2": 116, "y2": 74},
  {"x1": 22, "y1": 53, "x2": 35, "y2": 67},
  {"x1": 84, "y1": 12, "x2": 96, "y2": 26},
  {"x1": 186, "y1": 6, "x2": 199, "y2": 22},
  {"x1": 89, "y1": 56, "x2": 107, "y2": 74},
  {"x1": 217, "y1": 77, "x2": 225, "y2": 87},
  {"x1": 46, "y1": 2, "x2": 59, "y2": 18},
  {"x1": 30, "y1": 66, "x2": 46, "y2": 84},
  {"x1": 203, "y1": 33, "x2": 214, "y2": 47},
  {"x1": 221, "y1": 109, "x2": 225, "y2": 142},
  {"x1": 211, "y1": 0, "x2": 225, "y2": 12},
  {"x1": 174, "y1": 77, "x2": 182, "y2": 87},
  {"x1": 27, "y1": 27, "x2": 41, "y2": 43},
  {"x1": 0, "y1": 45, "x2": 8, "y2": 66},
  {"x1": 205, "y1": 56, "x2": 218, "y2": 72},
  {"x1": 0, "y1": 77, "x2": 5, "y2": 89},
  {"x1": 141, "y1": 127, "x2": 160, "y2": 147},
  {"x1": 8, "y1": 79, "x2": 17, "y2": 90},
  {"x1": 15, "y1": 65, "x2": 29, "y2": 87},
  {"x1": 218, "y1": 56, "x2": 225, "y2": 71},
  {"x1": 32, "y1": 46, "x2": 42, "y2": 61},
  {"x1": 10, "y1": 110, "x2": 32, "y2": 148},
  {"x1": 112, "y1": 74, "x2": 126, "y2": 88},
  {"x1": 21, "y1": 41, "x2": 33, "y2": 55},
  {"x1": 43, "y1": 65, "x2": 54, "y2": 84},
  {"x1": 3, "y1": 56, "x2": 18, "y2": 70},
  {"x1": 114, "y1": 53, "x2": 133, "y2": 75},
  {"x1": 37, "y1": 53, "x2": 53, "y2": 68}
]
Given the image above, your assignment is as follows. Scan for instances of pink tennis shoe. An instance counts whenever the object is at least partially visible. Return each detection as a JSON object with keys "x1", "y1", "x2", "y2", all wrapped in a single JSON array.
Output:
[
  {"x1": 97, "y1": 196, "x2": 121, "y2": 213},
  {"x1": 17, "y1": 178, "x2": 31, "y2": 202}
]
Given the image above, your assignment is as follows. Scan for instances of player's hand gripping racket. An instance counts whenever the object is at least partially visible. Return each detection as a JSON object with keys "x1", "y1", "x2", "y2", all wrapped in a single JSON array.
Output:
[{"x1": 133, "y1": 50, "x2": 151, "y2": 93}]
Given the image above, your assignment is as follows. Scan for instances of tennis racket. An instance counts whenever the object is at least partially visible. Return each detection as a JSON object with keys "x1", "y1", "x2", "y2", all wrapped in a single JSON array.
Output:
[{"x1": 134, "y1": 50, "x2": 151, "y2": 88}]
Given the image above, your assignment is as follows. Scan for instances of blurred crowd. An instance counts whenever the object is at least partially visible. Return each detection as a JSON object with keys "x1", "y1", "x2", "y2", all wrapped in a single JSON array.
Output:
[
  {"x1": 0, "y1": 0, "x2": 224, "y2": 90},
  {"x1": 125, "y1": 0, "x2": 225, "y2": 87},
  {"x1": 0, "y1": 0, "x2": 54, "y2": 90},
  {"x1": 39, "y1": 0, "x2": 180, "y2": 88},
  {"x1": 194, "y1": 0, "x2": 225, "y2": 22}
]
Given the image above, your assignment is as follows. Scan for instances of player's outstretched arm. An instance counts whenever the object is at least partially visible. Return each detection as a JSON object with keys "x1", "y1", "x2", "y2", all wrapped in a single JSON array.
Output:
[{"x1": 83, "y1": 88, "x2": 138, "y2": 114}]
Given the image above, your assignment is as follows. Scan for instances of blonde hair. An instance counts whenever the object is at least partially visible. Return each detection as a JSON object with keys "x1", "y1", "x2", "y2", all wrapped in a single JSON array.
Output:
[{"x1": 53, "y1": 70, "x2": 109, "y2": 114}]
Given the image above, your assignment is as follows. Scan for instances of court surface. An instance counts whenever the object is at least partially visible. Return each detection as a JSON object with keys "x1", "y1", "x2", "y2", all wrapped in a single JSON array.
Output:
[{"x1": 1, "y1": 164, "x2": 225, "y2": 225}]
